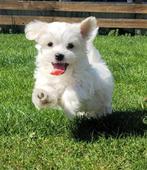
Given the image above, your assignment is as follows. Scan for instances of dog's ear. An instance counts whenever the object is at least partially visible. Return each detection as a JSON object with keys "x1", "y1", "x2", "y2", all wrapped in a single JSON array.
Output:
[
  {"x1": 25, "y1": 20, "x2": 48, "y2": 41},
  {"x1": 80, "y1": 17, "x2": 98, "y2": 40}
]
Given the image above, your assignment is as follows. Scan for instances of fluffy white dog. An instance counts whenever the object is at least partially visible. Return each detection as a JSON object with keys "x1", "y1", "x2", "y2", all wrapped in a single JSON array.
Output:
[{"x1": 25, "y1": 17, "x2": 114, "y2": 119}]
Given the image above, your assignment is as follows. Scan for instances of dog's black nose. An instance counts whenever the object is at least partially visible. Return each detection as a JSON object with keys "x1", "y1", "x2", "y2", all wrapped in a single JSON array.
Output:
[{"x1": 55, "y1": 53, "x2": 64, "y2": 61}]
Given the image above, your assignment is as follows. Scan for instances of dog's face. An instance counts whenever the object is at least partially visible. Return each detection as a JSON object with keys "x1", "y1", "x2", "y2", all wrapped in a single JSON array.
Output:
[{"x1": 25, "y1": 17, "x2": 98, "y2": 76}]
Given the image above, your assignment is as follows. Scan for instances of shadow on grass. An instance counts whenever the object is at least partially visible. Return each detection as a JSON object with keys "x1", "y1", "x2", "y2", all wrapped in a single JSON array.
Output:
[{"x1": 69, "y1": 110, "x2": 147, "y2": 142}]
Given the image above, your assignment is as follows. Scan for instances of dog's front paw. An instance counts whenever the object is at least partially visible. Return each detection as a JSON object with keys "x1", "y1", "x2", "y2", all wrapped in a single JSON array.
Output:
[{"x1": 32, "y1": 89, "x2": 54, "y2": 109}]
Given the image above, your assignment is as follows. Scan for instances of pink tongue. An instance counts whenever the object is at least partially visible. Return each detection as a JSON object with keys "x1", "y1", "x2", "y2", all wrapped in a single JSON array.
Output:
[{"x1": 50, "y1": 64, "x2": 65, "y2": 76}]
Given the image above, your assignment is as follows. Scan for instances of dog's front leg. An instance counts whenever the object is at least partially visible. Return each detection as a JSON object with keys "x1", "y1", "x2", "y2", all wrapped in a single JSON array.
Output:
[
  {"x1": 32, "y1": 87, "x2": 57, "y2": 109},
  {"x1": 61, "y1": 86, "x2": 83, "y2": 119}
]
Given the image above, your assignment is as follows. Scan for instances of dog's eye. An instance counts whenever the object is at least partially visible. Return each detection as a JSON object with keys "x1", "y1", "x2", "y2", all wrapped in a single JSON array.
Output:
[
  {"x1": 48, "y1": 42, "x2": 53, "y2": 47},
  {"x1": 67, "y1": 43, "x2": 74, "y2": 49}
]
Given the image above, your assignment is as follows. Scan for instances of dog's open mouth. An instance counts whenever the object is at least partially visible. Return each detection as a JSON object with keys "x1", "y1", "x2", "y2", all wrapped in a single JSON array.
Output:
[{"x1": 50, "y1": 63, "x2": 69, "y2": 76}]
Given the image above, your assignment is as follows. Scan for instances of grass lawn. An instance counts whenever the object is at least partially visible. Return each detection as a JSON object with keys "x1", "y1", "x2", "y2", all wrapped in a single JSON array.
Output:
[{"x1": 0, "y1": 34, "x2": 147, "y2": 170}]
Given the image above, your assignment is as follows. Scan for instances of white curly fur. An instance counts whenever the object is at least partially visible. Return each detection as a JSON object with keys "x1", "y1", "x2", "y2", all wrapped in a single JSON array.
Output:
[{"x1": 25, "y1": 17, "x2": 114, "y2": 119}]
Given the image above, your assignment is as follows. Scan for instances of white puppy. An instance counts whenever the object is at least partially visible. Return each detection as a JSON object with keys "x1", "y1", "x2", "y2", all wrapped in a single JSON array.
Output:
[{"x1": 25, "y1": 17, "x2": 114, "y2": 119}]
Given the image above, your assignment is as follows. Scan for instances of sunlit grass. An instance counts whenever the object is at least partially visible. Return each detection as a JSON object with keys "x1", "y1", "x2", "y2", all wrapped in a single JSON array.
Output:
[{"x1": 0, "y1": 34, "x2": 146, "y2": 170}]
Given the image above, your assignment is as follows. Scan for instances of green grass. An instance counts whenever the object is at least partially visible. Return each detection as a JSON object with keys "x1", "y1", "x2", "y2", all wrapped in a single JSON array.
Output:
[{"x1": 0, "y1": 34, "x2": 147, "y2": 170}]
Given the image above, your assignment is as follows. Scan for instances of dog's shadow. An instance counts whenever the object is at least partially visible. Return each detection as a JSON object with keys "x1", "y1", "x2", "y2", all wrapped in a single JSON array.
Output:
[{"x1": 68, "y1": 110, "x2": 147, "y2": 142}]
